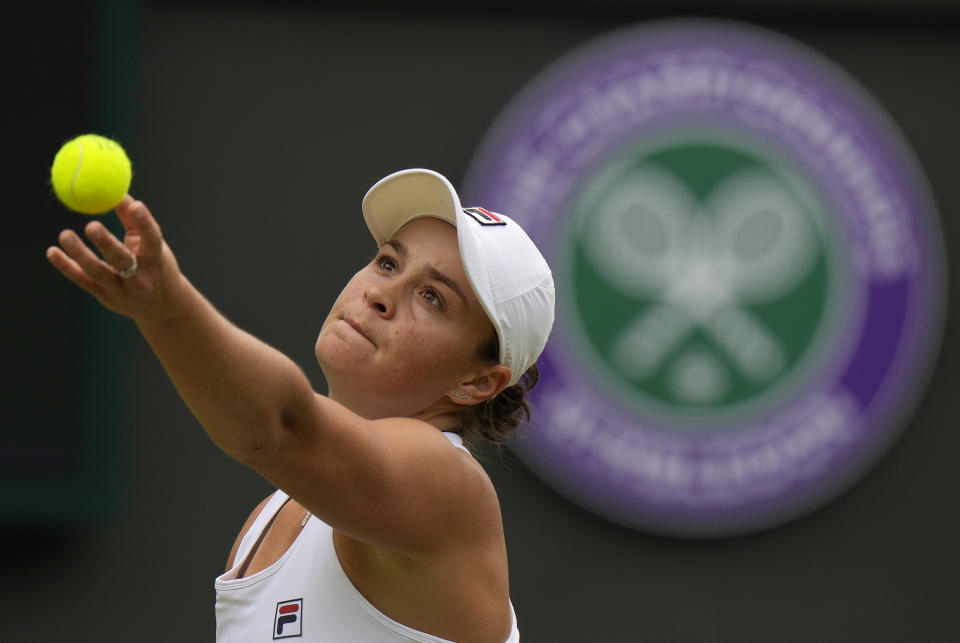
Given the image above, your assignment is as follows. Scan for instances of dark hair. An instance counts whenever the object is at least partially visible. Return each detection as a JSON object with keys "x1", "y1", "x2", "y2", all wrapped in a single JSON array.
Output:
[{"x1": 454, "y1": 331, "x2": 540, "y2": 451}]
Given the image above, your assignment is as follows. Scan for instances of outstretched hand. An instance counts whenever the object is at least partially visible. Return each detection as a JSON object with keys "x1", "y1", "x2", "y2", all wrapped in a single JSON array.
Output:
[{"x1": 46, "y1": 195, "x2": 185, "y2": 324}]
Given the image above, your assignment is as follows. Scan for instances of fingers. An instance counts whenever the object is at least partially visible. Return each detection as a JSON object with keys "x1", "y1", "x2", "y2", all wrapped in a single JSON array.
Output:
[
  {"x1": 46, "y1": 246, "x2": 93, "y2": 290},
  {"x1": 115, "y1": 194, "x2": 138, "y2": 238},
  {"x1": 46, "y1": 235, "x2": 108, "y2": 297},
  {"x1": 115, "y1": 196, "x2": 163, "y2": 266},
  {"x1": 85, "y1": 220, "x2": 137, "y2": 275},
  {"x1": 57, "y1": 228, "x2": 119, "y2": 283},
  {"x1": 48, "y1": 195, "x2": 166, "y2": 302},
  {"x1": 114, "y1": 194, "x2": 135, "y2": 223},
  {"x1": 133, "y1": 201, "x2": 164, "y2": 266}
]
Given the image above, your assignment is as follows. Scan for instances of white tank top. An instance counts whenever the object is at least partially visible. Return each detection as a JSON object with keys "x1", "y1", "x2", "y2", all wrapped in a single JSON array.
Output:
[{"x1": 215, "y1": 432, "x2": 520, "y2": 642}]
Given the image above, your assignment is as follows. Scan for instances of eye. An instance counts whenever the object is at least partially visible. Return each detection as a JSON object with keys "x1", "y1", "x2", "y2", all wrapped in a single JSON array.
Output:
[
  {"x1": 376, "y1": 255, "x2": 397, "y2": 272},
  {"x1": 421, "y1": 287, "x2": 444, "y2": 309}
]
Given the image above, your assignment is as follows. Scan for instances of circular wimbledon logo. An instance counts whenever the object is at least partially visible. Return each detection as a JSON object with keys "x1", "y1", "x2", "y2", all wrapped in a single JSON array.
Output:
[{"x1": 464, "y1": 20, "x2": 946, "y2": 536}]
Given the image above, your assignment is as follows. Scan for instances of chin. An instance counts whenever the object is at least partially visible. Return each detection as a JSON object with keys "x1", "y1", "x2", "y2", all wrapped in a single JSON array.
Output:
[
  {"x1": 314, "y1": 336, "x2": 348, "y2": 384},
  {"x1": 315, "y1": 338, "x2": 370, "y2": 392},
  {"x1": 314, "y1": 341, "x2": 349, "y2": 380}
]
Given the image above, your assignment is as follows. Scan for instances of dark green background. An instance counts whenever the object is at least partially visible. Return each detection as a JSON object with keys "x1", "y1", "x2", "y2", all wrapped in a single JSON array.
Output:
[{"x1": 5, "y1": 1, "x2": 957, "y2": 640}]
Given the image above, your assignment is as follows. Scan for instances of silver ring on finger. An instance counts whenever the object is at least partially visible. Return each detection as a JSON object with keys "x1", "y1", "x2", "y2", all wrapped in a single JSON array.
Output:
[{"x1": 118, "y1": 255, "x2": 138, "y2": 278}]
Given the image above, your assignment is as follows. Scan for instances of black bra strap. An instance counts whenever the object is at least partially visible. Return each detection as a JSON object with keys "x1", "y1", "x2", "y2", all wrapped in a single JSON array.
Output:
[{"x1": 236, "y1": 496, "x2": 292, "y2": 579}]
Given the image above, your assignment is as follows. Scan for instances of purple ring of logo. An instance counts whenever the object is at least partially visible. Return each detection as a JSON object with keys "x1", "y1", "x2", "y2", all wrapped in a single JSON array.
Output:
[{"x1": 464, "y1": 20, "x2": 946, "y2": 536}]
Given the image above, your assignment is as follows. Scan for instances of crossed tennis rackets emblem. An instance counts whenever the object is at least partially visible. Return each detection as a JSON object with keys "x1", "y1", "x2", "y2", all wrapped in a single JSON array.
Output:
[{"x1": 582, "y1": 165, "x2": 820, "y2": 390}]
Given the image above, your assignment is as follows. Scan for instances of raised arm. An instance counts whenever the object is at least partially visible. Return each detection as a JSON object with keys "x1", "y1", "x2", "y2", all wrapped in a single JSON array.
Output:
[
  {"x1": 47, "y1": 197, "x2": 318, "y2": 458},
  {"x1": 45, "y1": 197, "x2": 494, "y2": 555}
]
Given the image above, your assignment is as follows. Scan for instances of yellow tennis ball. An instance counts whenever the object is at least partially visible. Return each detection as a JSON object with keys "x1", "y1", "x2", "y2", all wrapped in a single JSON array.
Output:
[{"x1": 50, "y1": 134, "x2": 132, "y2": 215}]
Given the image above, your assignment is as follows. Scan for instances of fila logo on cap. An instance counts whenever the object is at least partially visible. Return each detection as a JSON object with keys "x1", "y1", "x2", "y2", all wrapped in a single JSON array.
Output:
[
  {"x1": 463, "y1": 207, "x2": 507, "y2": 226},
  {"x1": 273, "y1": 598, "x2": 303, "y2": 639}
]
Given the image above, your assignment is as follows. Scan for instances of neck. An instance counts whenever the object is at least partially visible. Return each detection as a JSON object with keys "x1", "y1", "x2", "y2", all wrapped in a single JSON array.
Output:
[
  {"x1": 411, "y1": 407, "x2": 464, "y2": 432},
  {"x1": 327, "y1": 386, "x2": 464, "y2": 431}
]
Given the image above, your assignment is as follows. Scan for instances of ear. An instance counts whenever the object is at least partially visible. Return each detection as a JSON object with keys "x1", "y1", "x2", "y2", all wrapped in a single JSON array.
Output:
[{"x1": 448, "y1": 364, "x2": 512, "y2": 405}]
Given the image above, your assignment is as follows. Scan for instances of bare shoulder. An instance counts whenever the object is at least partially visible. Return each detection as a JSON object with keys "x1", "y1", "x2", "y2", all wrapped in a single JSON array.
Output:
[
  {"x1": 224, "y1": 493, "x2": 273, "y2": 572},
  {"x1": 382, "y1": 420, "x2": 505, "y2": 545},
  {"x1": 255, "y1": 408, "x2": 502, "y2": 557},
  {"x1": 374, "y1": 420, "x2": 500, "y2": 497},
  {"x1": 333, "y1": 423, "x2": 511, "y2": 640}
]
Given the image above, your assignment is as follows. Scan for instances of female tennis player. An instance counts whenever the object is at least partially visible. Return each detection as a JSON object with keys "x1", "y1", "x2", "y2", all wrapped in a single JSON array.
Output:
[{"x1": 46, "y1": 168, "x2": 554, "y2": 643}]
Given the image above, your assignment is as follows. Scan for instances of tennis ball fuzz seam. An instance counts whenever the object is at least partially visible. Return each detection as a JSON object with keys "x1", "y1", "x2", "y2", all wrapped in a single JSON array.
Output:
[{"x1": 51, "y1": 134, "x2": 132, "y2": 215}]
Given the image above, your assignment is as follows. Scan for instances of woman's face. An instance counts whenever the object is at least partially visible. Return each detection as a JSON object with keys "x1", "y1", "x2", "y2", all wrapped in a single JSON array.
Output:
[{"x1": 315, "y1": 217, "x2": 498, "y2": 419}]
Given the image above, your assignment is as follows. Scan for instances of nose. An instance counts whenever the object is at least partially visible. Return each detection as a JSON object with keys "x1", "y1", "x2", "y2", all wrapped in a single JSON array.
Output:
[{"x1": 364, "y1": 281, "x2": 396, "y2": 319}]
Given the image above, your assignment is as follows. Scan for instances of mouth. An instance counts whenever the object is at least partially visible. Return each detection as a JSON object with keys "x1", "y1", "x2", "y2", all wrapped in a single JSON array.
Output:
[{"x1": 342, "y1": 316, "x2": 376, "y2": 346}]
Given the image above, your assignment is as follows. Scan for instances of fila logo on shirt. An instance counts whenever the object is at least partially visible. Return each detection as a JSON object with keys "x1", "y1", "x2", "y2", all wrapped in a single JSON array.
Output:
[
  {"x1": 463, "y1": 207, "x2": 507, "y2": 226},
  {"x1": 273, "y1": 598, "x2": 303, "y2": 639}
]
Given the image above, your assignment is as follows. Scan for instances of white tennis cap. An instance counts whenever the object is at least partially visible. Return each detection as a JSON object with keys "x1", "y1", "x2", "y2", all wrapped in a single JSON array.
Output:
[{"x1": 362, "y1": 168, "x2": 555, "y2": 387}]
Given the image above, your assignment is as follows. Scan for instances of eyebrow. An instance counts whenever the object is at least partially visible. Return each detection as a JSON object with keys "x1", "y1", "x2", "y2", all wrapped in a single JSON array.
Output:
[
  {"x1": 384, "y1": 239, "x2": 407, "y2": 256},
  {"x1": 428, "y1": 267, "x2": 469, "y2": 307},
  {"x1": 382, "y1": 239, "x2": 469, "y2": 307}
]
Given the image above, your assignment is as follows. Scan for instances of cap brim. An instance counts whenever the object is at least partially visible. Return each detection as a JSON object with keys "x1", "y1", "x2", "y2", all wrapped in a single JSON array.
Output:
[{"x1": 362, "y1": 169, "x2": 461, "y2": 244}]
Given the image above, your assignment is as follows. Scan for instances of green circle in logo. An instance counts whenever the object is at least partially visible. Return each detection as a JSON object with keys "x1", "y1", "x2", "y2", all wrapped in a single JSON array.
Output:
[{"x1": 561, "y1": 134, "x2": 845, "y2": 427}]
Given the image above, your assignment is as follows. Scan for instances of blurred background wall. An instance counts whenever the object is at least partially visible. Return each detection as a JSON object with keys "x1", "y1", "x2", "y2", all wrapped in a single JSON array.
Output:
[{"x1": 6, "y1": 0, "x2": 958, "y2": 640}]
